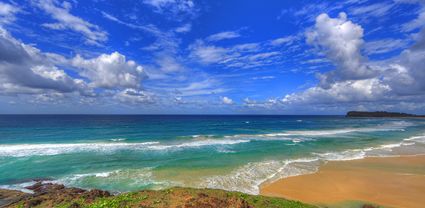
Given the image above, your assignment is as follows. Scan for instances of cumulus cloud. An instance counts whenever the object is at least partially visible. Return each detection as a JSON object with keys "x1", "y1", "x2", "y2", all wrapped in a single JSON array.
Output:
[
  {"x1": 221, "y1": 96, "x2": 233, "y2": 104},
  {"x1": 0, "y1": 27, "x2": 88, "y2": 95},
  {"x1": 282, "y1": 79, "x2": 391, "y2": 104},
  {"x1": 0, "y1": 25, "x2": 151, "y2": 107},
  {"x1": 72, "y1": 52, "x2": 146, "y2": 89},
  {"x1": 113, "y1": 88, "x2": 154, "y2": 104},
  {"x1": 306, "y1": 12, "x2": 376, "y2": 88},
  {"x1": 35, "y1": 0, "x2": 107, "y2": 45},
  {"x1": 282, "y1": 11, "x2": 425, "y2": 109}
]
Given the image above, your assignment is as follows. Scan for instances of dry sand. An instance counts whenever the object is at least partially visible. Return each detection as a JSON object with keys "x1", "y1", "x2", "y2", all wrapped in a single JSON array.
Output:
[{"x1": 260, "y1": 155, "x2": 425, "y2": 208}]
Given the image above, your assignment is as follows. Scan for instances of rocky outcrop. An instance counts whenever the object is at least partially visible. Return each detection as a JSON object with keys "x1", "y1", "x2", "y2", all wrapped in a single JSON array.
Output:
[
  {"x1": 0, "y1": 183, "x2": 317, "y2": 208},
  {"x1": 346, "y1": 111, "x2": 424, "y2": 118},
  {"x1": 0, "y1": 182, "x2": 111, "y2": 208}
]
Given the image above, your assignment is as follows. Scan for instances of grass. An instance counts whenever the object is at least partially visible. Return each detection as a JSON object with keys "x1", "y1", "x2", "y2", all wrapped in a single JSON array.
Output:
[{"x1": 12, "y1": 187, "x2": 317, "y2": 208}]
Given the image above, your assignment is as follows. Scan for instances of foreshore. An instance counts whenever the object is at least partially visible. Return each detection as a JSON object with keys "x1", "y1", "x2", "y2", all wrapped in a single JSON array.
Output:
[
  {"x1": 260, "y1": 155, "x2": 425, "y2": 208},
  {"x1": 2, "y1": 156, "x2": 424, "y2": 208}
]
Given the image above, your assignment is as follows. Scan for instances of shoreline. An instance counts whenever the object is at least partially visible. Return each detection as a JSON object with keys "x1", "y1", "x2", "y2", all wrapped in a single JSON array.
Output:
[
  {"x1": 260, "y1": 155, "x2": 425, "y2": 208},
  {"x1": 2, "y1": 156, "x2": 423, "y2": 207}
]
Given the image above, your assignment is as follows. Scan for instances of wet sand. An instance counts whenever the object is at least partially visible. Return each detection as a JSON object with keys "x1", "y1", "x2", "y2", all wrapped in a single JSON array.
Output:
[{"x1": 260, "y1": 155, "x2": 425, "y2": 208}]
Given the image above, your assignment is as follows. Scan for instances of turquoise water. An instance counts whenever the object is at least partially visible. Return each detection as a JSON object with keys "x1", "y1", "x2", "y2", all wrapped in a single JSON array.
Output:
[{"x1": 1, "y1": 115, "x2": 425, "y2": 194}]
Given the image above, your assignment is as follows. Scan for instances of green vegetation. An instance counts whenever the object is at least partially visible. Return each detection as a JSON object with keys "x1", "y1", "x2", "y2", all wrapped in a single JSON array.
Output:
[{"x1": 14, "y1": 187, "x2": 316, "y2": 208}]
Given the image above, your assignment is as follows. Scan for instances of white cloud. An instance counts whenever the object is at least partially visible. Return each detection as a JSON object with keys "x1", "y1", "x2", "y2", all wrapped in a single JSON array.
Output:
[
  {"x1": 189, "y1": 40, "x2": 282, "y2": 69},
  {"x1": 0, "y1": 25, "x2": 155, "y2": 108},
  {"x1": 35, "y1": 0, "x2": 107, "y2": 45},
  {"x1": 251, "y1": 76, "x2": 275, "y2": 80},
  {"x1": 402, "y1": 11, "x2": 425, "y2": 32},
  {"x1": 154, "y1": 54, "x2": 185, "y2": 73},
  {"x1": 143, "y1": 0, "x2": 197, "y2": 19},
  {"x1": 243, "y1": 98, "x2": 280, "y2": 109},
  {"x1": 282, "y1": 79, "x2": 391, "y2": 104},
  {"x1": 114, "y1": 88, "x2": 154, "y2": 104},
  {"x1": 282, "y1": 10, "x2": 425, "y2": 109},
  {"x1": 189, "y1": 40, "x2": 227, "y2": 64},
  {"x1": 0, "y1": 27, "x2": 89, "y2": 95},
  {"x1": 306, "y1": 12, "x2": 376, "y2": 87},
  {"x1": 270, "y1": 35, "x2": 296, "y2": 46},
  {"x1": 206, "y1": 31, "x2": 241, "y2": 42},
  {"x1": 101, "y1": 11, "x2": 147, "y2": 31},
  {"x1": 349, "y1": 2, "x2": 394, "y2": 18},
  {"x1": 174, "y1": 79, "x2": 227, "y2": 97},
  {"x1": 175, "y1": 23, "x2": 191, "y2": 33},
  {"x1": 221, "y1": 96, "x2": 233, "y2": 104},
  {"x1": 72, "y1": 52, "x2": 146, "y2": 89},
  {"x1": 364, "y1": 38, "x2": 410, "y2": 55},
  {"x1": 0, "y1": 2, "x2": 19, "y2": 25}
]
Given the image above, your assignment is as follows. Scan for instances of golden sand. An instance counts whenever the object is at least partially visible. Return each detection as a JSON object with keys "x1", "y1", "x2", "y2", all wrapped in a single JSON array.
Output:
[{"x1": 260, "y1": 155, "x2": 425, "y2": 208}]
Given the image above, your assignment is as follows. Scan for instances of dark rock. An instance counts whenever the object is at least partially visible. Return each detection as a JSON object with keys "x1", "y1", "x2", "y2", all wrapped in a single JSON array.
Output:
[
  {"x1": 25, "y1": 182, "x2": 65, "y2": 194},
  {"x1": 25, "y1": 182, "x2": 43, "y2": 191},
  {"x1": 26, "y1": 199, "x2": 42, "y2": 207},
  {"x1": 68, "y1": 202, "x2": 82, "y2": 208},
  {"x1": 83, "y1": 189, "x2": 111, "y2": 201},
  {"x1": 362, "y1": 204, "x2": 379, "y2": 208},
  {"x1": 346, "y1": 111, "x2": 423, "y2": 118}
]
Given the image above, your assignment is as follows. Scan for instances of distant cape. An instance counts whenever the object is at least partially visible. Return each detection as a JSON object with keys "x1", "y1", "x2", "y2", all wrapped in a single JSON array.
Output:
[{"x1": 346, "y1": 111, "x2": 425, "y2": 118}]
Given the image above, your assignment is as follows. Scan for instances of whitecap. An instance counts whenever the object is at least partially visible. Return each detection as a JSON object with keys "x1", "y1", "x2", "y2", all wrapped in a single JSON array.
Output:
[
  {"x1": 110, "y1": 138, "x2": 127, "y2": 142},
  {"x1": 54, "y1": 168, "x2": 177, "y2": 192},
  {"x1": 201, "y1": 158, "x2": 321, "y2": 195},
  {"x1": 0, "y1": 142, "x2": 159, "y2": 157},
  {"x1": 0, "y1": 181, "x2": 36, "y2": 194},
  {"x1": 0, "y1": 138, "x2": 250, "y2": 157},
  {"x1": 147, "y1": 139, "x2": 249, "y2": 151},
  {"x1": 313, "y1": 150, "x2": 366, "y2": 161}
]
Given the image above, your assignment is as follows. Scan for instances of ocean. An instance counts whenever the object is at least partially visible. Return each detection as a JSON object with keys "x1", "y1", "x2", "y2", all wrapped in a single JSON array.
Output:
[{"x1": 0, "y1": 115, "x2": 424, "y2": 194}]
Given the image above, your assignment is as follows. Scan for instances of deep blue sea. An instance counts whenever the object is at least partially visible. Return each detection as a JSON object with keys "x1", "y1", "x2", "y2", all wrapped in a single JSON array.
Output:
[{"x1": 1, "y1": 115, "x2": 424, "y2": 194}]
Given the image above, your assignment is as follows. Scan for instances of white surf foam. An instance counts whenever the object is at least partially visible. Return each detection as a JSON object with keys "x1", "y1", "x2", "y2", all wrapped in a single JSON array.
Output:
[
  {"x1": 0, "y1": 181, "x2": 36, "y2": 194},
  {"x1": 0, "y1": 142, "x2": 160, "y2": 157},
  {"x1": 313, "y1": 149, "x2": 366, "y2": 161},
  {"x1": 404, "y1": 135, "x2": 425, "y2": 143},
  {"x1": 147, "y1": 139, "x2": 250, "y2": 151},
  {"x1": 0, "y1": 138, "x2": 250, "y2": 157},
  {"x1": 267, "y1": 120, "x2": 412, "y2": 137},
  {"x1": 110, "y1": 138, "x2": 127, "y2": 142},
  {"x1": 55, "y1": 168, "x2": 176, "y2": 192},
  {"x1": 202, "y1": 133, "x2": 425, "y2": 195},
  {"x1": 202, "y1": 158, "x2": 321, "y2": 194}
]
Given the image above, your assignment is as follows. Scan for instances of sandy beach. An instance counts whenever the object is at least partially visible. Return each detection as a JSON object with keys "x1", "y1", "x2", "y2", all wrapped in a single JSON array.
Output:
[{"x1": 260, "y1": 155, "x2": 425, "y2": 208}]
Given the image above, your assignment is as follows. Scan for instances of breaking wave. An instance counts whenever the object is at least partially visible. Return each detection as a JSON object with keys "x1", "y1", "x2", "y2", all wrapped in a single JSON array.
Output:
[
  {"x1": 0, "y1": 139, "x2": 250, "y2": 157},
  {"x1": 202, "y1": 133, "x2": 425, "y2": 194}
]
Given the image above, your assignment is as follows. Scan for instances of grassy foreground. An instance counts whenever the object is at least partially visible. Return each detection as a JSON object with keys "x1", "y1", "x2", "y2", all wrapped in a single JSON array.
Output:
[{"x1": 2, "y1": 183, "x2": 316, "y2": 208}]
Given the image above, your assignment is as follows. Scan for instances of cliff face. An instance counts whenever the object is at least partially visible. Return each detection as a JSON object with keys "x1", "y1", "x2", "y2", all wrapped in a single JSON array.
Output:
[{"x1": 346, "y1": 111, "x2": 422, "y2": 118}]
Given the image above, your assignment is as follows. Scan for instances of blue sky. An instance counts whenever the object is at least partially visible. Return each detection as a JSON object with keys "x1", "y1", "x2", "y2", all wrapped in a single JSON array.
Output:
[{"x1": 0, "y1": 0, "x2": 424, "y2": 114}]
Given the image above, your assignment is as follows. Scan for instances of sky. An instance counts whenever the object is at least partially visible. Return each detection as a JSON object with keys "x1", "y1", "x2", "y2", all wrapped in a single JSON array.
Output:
[{"x1": 0, "y1": 0, "x2": 424, "y2": 114}]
